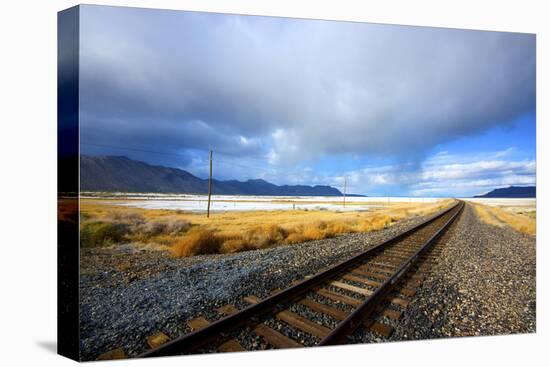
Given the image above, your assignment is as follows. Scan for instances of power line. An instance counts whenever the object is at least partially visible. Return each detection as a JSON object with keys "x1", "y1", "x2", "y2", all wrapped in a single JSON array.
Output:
[
  {"x1": 82, "y1": 142, "x2": 297, "y2": 174},
  {"x1": 81, "y1": 142, "x2": 187, "y2": 158}
]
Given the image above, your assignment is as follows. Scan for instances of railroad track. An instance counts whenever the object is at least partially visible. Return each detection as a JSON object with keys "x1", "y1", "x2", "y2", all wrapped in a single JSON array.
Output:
[{"x1": 100, "y1": 200, "x2": 464, "y2": 359}]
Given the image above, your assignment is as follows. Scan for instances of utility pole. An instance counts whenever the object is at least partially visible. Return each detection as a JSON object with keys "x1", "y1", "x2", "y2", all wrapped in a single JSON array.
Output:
[
  {"x1": 343, "y1": 176, "x2": 347, "y2": 208},
  {"x1": 206, "y1": 150, "x2": 213, "y2": 218}
]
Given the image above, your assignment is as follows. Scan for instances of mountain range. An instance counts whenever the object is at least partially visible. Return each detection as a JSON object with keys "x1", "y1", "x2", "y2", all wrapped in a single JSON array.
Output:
[
  {"x1": 80, "y1": 155, "x2": 345, "y2": 196},
  {"x1": 474, "y1": 186, "x2": 536, "y2": 198}
]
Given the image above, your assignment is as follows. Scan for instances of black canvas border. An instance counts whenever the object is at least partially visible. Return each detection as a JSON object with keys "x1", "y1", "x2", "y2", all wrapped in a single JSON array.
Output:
[{"x1": 57, "y1": 5, "x2": 80, "y2": 361}]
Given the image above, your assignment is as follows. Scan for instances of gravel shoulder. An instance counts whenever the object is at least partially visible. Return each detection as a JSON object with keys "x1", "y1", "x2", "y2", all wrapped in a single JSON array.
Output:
[{"x1": 389, "y1": 202, "x2": 536, "y2": 341}]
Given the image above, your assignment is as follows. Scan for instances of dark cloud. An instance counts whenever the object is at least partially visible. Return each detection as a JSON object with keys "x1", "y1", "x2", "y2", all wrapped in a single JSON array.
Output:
[{"x1": 78, "y1": 5, "x2": 535, "y2": 170}]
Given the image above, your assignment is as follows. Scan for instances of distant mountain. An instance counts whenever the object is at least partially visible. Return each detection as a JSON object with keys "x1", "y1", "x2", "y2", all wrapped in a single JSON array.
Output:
[
  {"x1": 474, "y1": 186, "x2": 536, "y2": 198},
  {"x1": 80, "y1": 155, "x2": 344, "y2": 196}
]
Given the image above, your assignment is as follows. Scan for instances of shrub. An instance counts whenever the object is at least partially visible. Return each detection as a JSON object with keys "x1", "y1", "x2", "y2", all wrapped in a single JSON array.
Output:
[
  {"x1": 302, "y1": 223, "x2": 330, "y2": 241},
  {"x1": 107, "y1": 211, "x2": 145, "y2": 224},
  {"x1": 355, "y1": 216, "x2": 391, "y2": 232},
  {"x1": 170, "y1": 227, "x2": 223, "y2": 257},
  {"x1": 283, "y1": 222, "x2": 338, "y2": 244},
  {"x1": 135, "y1": 219, "x2": 191, "y2": 239},
  {"x1": 80, "y1": 221, "x2": 129, "y2": 247},
  {"x1": 166, "y1": 219, "x2": 191, "y2": 234},
  {"x1": 326, "y1": 221, "x2": 353, "y2": 235},
  {"x1": 242, "y1": 224, "x2": 288, "y2": 248},
  {"x1": 142, "y1": 221, "x2": 168, "y2": 236}
]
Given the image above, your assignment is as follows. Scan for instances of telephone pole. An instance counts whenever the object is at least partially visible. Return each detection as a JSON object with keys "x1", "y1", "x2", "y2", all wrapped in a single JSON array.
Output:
[{"x1": 206, "y1": 150, "x2": 213, "y2": 218}]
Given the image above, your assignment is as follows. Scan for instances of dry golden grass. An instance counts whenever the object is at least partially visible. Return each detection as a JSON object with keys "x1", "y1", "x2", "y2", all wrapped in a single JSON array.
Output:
[
  {"x1": 473, "y1": 204, "x2": 504, "y2": 227},
  {"x1": 220, "y1": 238, "x2": 255, "y2": 253},
  {"x1": 79, "y1": 198, "x2": 454, "y2": 256},
  {"x1": 170, "y1": 227, "x2": 224, "y2": 257},
  {"x1": 473, "y1": 203, "x2": 535, "y2": 235},
  {"x1": 491, "y1": 206, "x2": 536, "y2": 235},
  {"x1": 521, "y1": 211, "x2": 536, "y2": 220}
]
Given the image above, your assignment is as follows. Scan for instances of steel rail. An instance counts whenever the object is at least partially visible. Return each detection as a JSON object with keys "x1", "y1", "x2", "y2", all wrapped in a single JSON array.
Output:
[
  {"x1": 139, "y1": 200, "x2": 462, "y2": 358},
  {"x1": 320, "y1": 200, "x2": 464, "y2": 345}
]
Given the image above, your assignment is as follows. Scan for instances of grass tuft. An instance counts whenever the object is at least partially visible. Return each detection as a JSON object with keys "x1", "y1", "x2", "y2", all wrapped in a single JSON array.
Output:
[
  {"x1": 220, "y1": 239, "x2": 256, "y2": 253},
  {"x1": 284, "y1": 221, "x2": 337, "y2": 244},
  {"x1": 170, "y1": 227, "x2": 224, "y2": 257},
  {"x1": 242, "y1": 224, "x2": 288, "y2": 248},
  {"x1": 107, "y1": 211, "x2": 145, "y2": 224},
  {"x1": 80, "y1": 221, "x2": 130, "y2": 247}
]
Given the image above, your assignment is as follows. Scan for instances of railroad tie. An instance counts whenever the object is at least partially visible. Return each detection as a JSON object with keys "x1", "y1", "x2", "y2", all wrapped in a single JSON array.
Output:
[
  {"x1": 276, "y1": 310, "x2": 331, "y2": 339},
  {"x1": 410, "y1": 274, "x2": 425, "y2": 282},
  {"x1": 398, "y1": 287, "x2": 417, "y2": 298},
  {"x1": 351, "y1": 268, "x2": 388, "y2": 280},
  {"x1": 298, "y1": 298, "x2": 348, "y2": 321},
  {"x1": 365, "y1": 320, "x2": 394, "y2": 338},
  {"x1": 388, "y1": 247, "x2": 416, "y2": 254},
  {"x1": 401, "y1": 278, "x2": 423, "y2": 288},
  {"x1": 187, "y1": 317, "x2": 210, "y2": 331},
  {"x1": 384, "y1": 250, "x2": 413, "y2": 257},
  {"x1": 380, "y1": 308, "x2": 402, "y2": 320},
  {"x1": 383, "y1": 253, "x2": 409, "y2": 261},
  {"x1": 244, "y1": 295, "x2": 261, "y2": 305},
  {"x1": 217, "y1": 304, "x2": 239, "y2": 316},
  {"x1": 387, "y1": 296, "x2": 410, "y2": 308},
  {"x1": 317, "y1": 288, "x2": 362, "y2": 307},
  {"x1": 253, "y1": 324, "x2": 302, "y2": 349},
  {"x1": 187, "y1": 316, "x2": 245, "y2": 353},
  {"x1": 218, "y1": 339, "x2": 245, "y2": 353},
  {"x1": 330, "y1": 280, "x2": 373, "y2": 296},
  {"x1": 97, "y1": 348, "x2": 126, "y2": 360},
  {"x1": 361, "y1": 264, "x2": 393, "y2": 275},
  {"x1": 369, "y1": 261, "x2": 397, "y2": 270},
  {"x1": 146, "y1": 332, "x2": 171, "y2": 349},
  {"x1": 342, "y1": 274, "x2": 382, "y2": 288},
  {"x1": 372, "y1": 258, "x2": 402, "y2": 266}
]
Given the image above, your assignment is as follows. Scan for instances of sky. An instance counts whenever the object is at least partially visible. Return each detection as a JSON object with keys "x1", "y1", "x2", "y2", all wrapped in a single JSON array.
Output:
[{"x1": 77, "y1": 5, "x2": 536, "y2": 197}]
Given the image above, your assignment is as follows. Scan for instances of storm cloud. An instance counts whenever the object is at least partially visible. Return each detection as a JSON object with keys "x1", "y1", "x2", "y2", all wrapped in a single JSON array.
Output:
[{"x1": 77, "y1": 5, "x2": 535, "y2": 192}]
